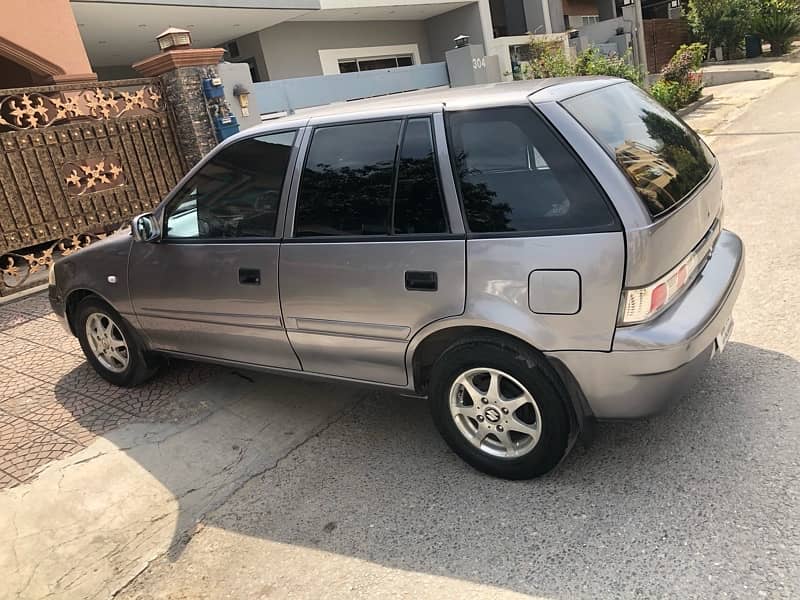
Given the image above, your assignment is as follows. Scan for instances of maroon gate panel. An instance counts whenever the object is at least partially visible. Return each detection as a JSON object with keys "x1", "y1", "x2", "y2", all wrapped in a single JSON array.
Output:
[{"x1": 0, "y1": 78, "x2": 185, "y2": 254}]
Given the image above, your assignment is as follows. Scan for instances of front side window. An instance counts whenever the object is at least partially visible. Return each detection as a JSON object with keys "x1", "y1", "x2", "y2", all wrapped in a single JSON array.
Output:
[
  {"x1": 165, "y1": 131, "x2": 296, "y2": 239},
  {"x1": 562, "y1": 82, "x2": 714, "y2": 217},
  {"x1": 295, "y1": 118, "x2": 447, "y2": 237},
  {"x1": 447, "y1": 107, "x2": 617, "y2": 234}
]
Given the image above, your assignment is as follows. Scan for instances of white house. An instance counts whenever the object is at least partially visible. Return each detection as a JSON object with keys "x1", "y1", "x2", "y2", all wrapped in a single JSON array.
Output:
[{"x1": 71, "y1": 0, "x2": 626, "y2": 82}]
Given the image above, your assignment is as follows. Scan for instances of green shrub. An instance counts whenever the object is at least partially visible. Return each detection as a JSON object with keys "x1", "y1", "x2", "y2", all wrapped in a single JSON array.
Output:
[
  {"x1": 521, "y1": 39, "x2": 643, "y2": 86},
  {"x1": 521, "y1": 39, "x2": 576, "y2": 79},
  {"x1": 650, "y1": 80, "x2": 683, "y2": 111},
  {"x1": 573, "y1": 47, "x2": 644, "y2": 85},
  {"x1": 752, "y1": 1, "x2": 800, "y2": 55},
  {"x1": 650, "y1": 77, "x2": 703, "y2": 111},
  {"x1": 676, "y1": 42, "x2": 708, "y2": 70},
  {"x1": 650, "y1": 45, "x2": 705, "y2": 111}
]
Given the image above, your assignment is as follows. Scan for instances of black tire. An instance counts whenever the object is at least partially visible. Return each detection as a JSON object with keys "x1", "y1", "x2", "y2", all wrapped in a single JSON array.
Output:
[
  {"x1": 75, "y1": 296, "x2": 158, "y2": 387},
  {"x1": 429, "y1": 337, "x2": 570, "y2": 480}
]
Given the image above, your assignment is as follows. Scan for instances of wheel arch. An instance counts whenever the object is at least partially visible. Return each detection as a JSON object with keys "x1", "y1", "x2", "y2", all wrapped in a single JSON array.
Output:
[
  {"x1": 407, "y1": 319, "x2": 593, "y2": 437},
  {"x1": 64, "y1": 287, "x2": 117, "y2": 336}
]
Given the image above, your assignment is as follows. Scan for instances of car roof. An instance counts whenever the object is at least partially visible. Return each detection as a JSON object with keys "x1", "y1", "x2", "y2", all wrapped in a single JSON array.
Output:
[{"x1": 236, "y1": 76, "x2": 623, "y2": 138}]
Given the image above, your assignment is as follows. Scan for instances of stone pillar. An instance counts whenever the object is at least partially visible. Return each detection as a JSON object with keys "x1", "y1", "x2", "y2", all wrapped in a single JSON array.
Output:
[{"x1": 133, "y1": 47, "x2": 225, "y2": 168}]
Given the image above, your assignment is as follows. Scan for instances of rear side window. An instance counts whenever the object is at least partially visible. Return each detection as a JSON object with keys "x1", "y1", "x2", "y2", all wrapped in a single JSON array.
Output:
[
  {"x1": 393, "y1": 118, "x2": 447, "y2": 234},
  {"x1": 295, "y1": 118, "x2": 447, "y2": 237},
  {"x1": 562, "y1": 82, "x2": 714, "y2": 218},
  {"x1": 446, "y1": 107, "x2": 617, "y2": 234}
]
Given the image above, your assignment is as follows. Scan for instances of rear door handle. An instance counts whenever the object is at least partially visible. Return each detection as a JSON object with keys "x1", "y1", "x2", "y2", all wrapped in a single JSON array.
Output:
[
  {"x1": 239, "y1": 268, "x2": 261, "y2": 285},
  {"x1": 405, "y1": 270, "x2": 437, "y2": 291}
]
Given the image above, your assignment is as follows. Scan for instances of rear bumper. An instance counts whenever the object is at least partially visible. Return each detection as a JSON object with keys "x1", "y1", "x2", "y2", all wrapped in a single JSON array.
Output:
[{"x1": 548, "y1": 230, "x2": 745, "y2": 419}]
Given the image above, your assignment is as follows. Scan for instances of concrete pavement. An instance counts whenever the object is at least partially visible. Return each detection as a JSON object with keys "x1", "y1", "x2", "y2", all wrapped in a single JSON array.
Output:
[
  {"x1": 685, "y1": 51, "x2": 800, "y2": 135},
  {"x1": 1, "y1": 371, "x2": 360, "y2": 599},
  {"x1": 2, "y1": 73, "x2": 799, "y2": 600}
]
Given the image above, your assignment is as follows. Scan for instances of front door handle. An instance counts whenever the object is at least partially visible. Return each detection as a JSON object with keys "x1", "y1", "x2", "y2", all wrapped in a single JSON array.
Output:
[
  {"x1": 405, "y1": 270, "x2": 437, "y2": 291},
  {"x1": 239, "y1": 268, "x2": 261, "y2": 285}
]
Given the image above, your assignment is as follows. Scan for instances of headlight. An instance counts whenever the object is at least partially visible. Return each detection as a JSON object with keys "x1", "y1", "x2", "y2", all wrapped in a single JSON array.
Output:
[{"x1": 48, "y1": 262, "x2": 56, "y2": 286}]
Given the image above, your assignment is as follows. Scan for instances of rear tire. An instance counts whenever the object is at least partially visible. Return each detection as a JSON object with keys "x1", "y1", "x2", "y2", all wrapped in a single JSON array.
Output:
[
  {"x1": 429, "y1": 338, "x2": 570, "y2": 479},
  {"x1": 75, "y1": 297, "x2": 158, "y2": 387}
]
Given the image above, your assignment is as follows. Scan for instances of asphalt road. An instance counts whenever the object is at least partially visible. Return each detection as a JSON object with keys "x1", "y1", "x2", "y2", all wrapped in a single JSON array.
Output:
[{"x1": 120, "y1": 76, "x2": 800, "y2": 600}]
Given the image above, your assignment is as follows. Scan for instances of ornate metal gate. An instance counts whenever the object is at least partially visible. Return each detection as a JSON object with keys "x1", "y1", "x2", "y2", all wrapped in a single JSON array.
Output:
[{"x1": 0, "y1": 78, "x2": 185, "y2": 289}]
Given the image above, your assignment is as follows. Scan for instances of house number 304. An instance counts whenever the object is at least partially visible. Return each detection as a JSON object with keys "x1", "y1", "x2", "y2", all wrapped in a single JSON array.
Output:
[{"x1": 472, "y1": 57, "x2": 486, "y2": 70}]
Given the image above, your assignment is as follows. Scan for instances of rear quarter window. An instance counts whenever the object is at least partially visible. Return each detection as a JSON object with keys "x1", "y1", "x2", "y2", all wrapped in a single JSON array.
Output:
[
  {"x1": 446, "y1": 106, "x2": 618, "y2": 235},
  {"x1": 562, "y1": 82, "x2": 715, "y2": 218}
]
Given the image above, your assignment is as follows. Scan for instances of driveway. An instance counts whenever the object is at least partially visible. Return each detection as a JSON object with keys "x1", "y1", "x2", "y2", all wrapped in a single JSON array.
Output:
[
  {"x1": 0, "y1": 293, "x2": 218, "y2": 487},
  {"x1": 2, "y1": 73, "x2": 800, "y2": 599}
]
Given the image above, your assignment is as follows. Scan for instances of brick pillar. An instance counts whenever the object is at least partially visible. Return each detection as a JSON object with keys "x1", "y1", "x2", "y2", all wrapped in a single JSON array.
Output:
[{"x1": 132, "y1": 47, "x2": 225, "y2": 168}]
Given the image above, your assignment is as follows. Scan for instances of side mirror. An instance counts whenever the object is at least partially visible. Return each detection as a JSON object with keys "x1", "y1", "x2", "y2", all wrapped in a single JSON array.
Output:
[{"x1": 131, "y1": 213, "x2": 161, "y2": 243}]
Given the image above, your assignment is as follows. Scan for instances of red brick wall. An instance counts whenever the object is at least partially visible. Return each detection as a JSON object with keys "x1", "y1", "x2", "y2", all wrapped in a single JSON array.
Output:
[
  {"x1": 643, "y1": 18, "x2": 690, "y2": 73},
  {"x1": 562, "y1": 0, "x2": 599, "y2": 16}
]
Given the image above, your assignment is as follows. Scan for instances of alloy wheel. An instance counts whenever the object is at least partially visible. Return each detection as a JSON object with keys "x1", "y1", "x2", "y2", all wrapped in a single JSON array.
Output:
[
  {"x1": 449, "y1": 367, "x2": 542, "y2": 459},
  {"x1": 85, "y1": 312, "x2": 130, "y2": 373}
]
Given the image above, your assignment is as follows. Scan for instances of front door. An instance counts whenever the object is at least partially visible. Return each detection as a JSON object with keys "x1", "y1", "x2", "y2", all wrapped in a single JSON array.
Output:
[
  {"x1": 279, "y1": 116, "x2": 466, "y2": 385},
  {"x1": 129, "y1": 130, "x2": 301, "y2": 369}
]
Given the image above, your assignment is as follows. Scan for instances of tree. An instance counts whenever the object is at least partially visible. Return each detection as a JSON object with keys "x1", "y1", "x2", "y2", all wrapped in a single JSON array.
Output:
[
  {"x1": 752, "y1": 0, "x2": 800, "y2": 55},
  {"x1": 687, "y1": 0, "x2": 756, "y2": 59}
]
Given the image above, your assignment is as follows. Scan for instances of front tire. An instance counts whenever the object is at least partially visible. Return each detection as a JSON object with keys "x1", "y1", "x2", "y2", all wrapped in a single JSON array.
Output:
[
  {"x1": 429, "y1": 339, "x2": 570, "y2": 479},
  {"x1": 75, "y1": 297, "x2": 158, "y2": 387}
]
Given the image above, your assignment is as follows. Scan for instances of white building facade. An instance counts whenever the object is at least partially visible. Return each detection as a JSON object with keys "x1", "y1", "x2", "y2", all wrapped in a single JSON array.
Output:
[{"x1": 71, "y1": 0, "x2": 624, "y2": 83}]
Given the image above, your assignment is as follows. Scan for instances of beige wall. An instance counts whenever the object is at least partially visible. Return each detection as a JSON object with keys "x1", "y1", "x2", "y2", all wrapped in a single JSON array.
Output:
[
  {"x1": 257, "y1": 20, "x2": 431, "y2": 80},
  {"x1": 230, "y1": 31, "x2": 270, "y2": 82},
  {"x1": 0, "y1": 0, "x2": 95, "y2": 86}
]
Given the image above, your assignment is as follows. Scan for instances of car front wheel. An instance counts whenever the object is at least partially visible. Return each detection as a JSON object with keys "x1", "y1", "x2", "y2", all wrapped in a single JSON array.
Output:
[
  {"x1": 75, "y1": 297, "x2": 158, "y2": 387},
  {"x1": 429, "y1": 339, "x2": 570, "y2": 479}
]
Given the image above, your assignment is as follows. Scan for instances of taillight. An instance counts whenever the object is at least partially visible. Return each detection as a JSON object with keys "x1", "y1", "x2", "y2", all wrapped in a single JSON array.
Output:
[
  {"x1": 649, "y1": 283, "x2": 668, "y2": 313},
  {"x1": 619, "y1": 227, "x2": 716, "y2": 326}
]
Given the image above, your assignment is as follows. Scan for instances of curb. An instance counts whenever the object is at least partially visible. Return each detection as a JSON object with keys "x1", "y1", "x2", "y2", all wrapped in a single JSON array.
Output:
[
  {"x1": 677, "y1": 94, "x2": 714, "y2": 117},
  {"x1": 0, "y1": 283, "x2": 48, "y2": 305}
]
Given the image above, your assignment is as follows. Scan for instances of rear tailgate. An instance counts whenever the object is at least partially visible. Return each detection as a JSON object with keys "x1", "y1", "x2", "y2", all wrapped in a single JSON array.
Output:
[
  {"x1": 560, "y1": 80, "x2": 721, "y2": 288},
  {"x1": 624, "y1": 163, "x2": 722, "y2": 287}
]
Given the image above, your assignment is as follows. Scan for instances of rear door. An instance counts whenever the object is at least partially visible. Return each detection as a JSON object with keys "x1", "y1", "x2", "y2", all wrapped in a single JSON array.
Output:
[
  {"x1": 129, "y1": 130, "x2": 301, "y2": 369},
  {"x1": 279, "y1": 114, "x2": 465, "y2": 385}
]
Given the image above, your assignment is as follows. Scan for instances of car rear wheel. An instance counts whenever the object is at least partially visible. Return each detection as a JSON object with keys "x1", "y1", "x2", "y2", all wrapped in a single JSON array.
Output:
[
  {"x1": 429, "y1": 339, "x2": 570, "y2": 479},
  {"x1": 75, "y1": 297, "x2": 158, "y2": 387}
]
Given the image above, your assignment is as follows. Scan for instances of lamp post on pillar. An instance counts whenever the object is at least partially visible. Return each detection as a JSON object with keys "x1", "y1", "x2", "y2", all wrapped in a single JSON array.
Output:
[{"x1": 132, "y1": 28, "x2": 226, "y2": 168}]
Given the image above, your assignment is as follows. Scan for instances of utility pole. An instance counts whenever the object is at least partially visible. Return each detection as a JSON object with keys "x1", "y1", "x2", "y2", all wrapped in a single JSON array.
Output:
[{"x1": 621, "y1": 0, "x2": 648, "y2": 75}]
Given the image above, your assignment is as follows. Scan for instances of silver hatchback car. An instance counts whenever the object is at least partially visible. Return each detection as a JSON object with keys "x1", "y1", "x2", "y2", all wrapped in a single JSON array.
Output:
[{"x1": 49, "y1": 77, "x2": 744, "y2": 479}]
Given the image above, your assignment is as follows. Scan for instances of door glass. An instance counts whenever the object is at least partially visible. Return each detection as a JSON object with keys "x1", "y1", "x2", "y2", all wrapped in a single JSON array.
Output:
[
  {"x1": 295, "y1": 120, "x2": 402, "y2": 236},
  {"x1": 165, "y1": 131, "x2": 296, "y2": 239},
  {"x1": 447, "y1": 107, "x2": 617, "y2": 234},
  {"x1": 393, "y1": 118, "x2": 448, "y2": 234}
]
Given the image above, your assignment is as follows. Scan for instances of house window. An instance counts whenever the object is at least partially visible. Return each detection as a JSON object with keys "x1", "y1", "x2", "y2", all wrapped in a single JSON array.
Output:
[
  {"x1": 338, "y1": 55, "x2": 414, "y2": 73},
  {"x1": 567, "y1": 14, "x2": 601, "y2": 28}
]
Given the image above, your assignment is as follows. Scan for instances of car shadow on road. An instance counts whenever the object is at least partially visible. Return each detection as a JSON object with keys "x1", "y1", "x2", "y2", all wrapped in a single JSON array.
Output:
[{"x1": 54, "y1": 341, "x2": 799, "y2": 598}]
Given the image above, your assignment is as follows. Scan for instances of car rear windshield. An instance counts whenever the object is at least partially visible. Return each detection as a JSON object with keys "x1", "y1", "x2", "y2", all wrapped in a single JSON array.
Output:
[{"x1": 562, "y1": 82, "x2": 714, "y2": 218}]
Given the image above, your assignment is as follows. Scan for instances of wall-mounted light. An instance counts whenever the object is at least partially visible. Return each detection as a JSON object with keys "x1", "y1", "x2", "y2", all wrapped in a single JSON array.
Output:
[
  {"x1": 233, "y1": 83, "x2": 251, "y2": 117},
  {"x1": 454, "y1": 34, "x2": 470, "y2": 49}
]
